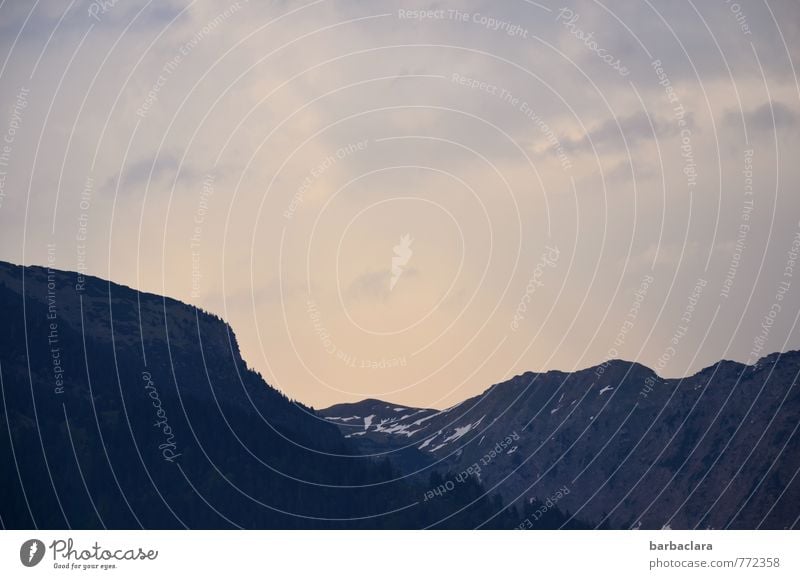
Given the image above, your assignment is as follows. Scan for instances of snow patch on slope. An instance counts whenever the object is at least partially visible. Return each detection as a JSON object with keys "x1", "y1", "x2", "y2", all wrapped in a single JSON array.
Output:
[{"x1": 363, "y1": 415, "x2": 375, "y2": 430}]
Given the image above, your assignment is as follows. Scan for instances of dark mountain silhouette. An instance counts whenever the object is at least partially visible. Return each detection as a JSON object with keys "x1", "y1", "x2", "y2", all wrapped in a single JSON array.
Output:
[
  {"x1": 3, "y1": 259, "x2": 797, "y2": 529},
  {"x1": 321, "y1": 354, "x2": 800, "y2": 529},
  {"x1": 0, "y1": 260, "x2": 576, "y2": 529}
]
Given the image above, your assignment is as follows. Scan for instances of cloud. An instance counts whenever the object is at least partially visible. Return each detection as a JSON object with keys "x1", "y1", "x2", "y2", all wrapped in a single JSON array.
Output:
[
  {"x1": 725, "y1": 101, "x2": 799, "y2": 133},
  {"x1": 344, "y1": 267, "x2": 420, "y2": 303},
  {"x1": 561, "y1": 110, "x2": 693, "y2": 154},
  {"x1": 100, "y1": 152, "x2": 184, "y2": 193}
]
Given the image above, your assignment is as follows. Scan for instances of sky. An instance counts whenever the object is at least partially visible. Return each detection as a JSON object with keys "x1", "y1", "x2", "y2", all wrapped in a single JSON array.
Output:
[{"x1": 0, "y1": 0, "x2": 799, "y2": 409}]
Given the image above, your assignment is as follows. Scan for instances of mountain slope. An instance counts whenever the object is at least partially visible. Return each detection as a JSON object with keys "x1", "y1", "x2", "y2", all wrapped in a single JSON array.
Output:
[
  {"x1": 321, "y1": 355, "x2": 800, "y2": 529},
  {"x1": 0, "y1": 260, "x2": 573, "y2": 529}
]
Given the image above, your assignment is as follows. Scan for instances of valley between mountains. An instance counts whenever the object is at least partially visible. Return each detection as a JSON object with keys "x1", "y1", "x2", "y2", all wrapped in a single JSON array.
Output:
[{"x1": 1, "y1": 260, "x2": 798, "y2": 529}]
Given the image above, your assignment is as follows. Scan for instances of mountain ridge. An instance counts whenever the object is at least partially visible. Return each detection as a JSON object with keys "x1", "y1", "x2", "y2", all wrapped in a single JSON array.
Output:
[
  {"x1": 0, "y1": 259, "x2": 577, "y2": 529},
  {"x1": 321, "y1": 352, "x2": 800, "y2": 529},
  {"x1": 1, "y1": 258, "x2": 786, "y2": 412},
  {"x1": 1, "y1": 258, "x2": 798, "y2": 529}
]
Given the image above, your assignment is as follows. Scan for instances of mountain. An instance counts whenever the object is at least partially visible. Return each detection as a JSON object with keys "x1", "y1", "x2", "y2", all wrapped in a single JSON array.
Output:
[
  {"x1": 3, "y1": 258, "x2": 796, "y2": 530},
  {"x1": 321, "y1": 355, "x2": 800, "y2": 529},
  {"x1": 0, "y1": 260, "x2": 575, "y2": 529}
]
